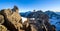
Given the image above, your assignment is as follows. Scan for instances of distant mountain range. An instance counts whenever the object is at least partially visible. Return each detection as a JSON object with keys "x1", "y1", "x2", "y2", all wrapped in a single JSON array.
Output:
[
  {"x1": 45, "y1": 11, "x2": 60, "y2": 19},
  {"x1": 55, "y1": 12, "x2": 60, "y2": 15},
  {"x1": 20, "y1": 11, "x2": 31, "y2": 17},
  {"x1": 20, "y1": 10, "x2": 60, "y2": 19}
]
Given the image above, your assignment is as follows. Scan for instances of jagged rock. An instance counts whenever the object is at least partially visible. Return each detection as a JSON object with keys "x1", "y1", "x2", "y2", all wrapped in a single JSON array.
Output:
[
  {"x1": 0, "y1": 15, "x2": 4, "y2": 25},
  {"x1": 12, "y1": 6, "x2": 19, "y2": 13},
  {"x1": 0, "y1": 6, "x2": 22, "y2": 31},
  {"x1": 0, "y1": 6, "x2": 31, "y2": 31}
]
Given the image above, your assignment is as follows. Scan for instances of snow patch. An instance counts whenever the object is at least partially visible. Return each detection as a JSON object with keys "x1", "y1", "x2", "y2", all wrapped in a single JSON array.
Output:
[{"x1": 21, "y1": 17, "x2": 27, "y2": 23}]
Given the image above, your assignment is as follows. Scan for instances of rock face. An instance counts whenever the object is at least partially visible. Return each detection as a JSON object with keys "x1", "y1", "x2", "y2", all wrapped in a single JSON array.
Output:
[{"x1": 0, "y1": 6, "x2": 22, "y2": 31}]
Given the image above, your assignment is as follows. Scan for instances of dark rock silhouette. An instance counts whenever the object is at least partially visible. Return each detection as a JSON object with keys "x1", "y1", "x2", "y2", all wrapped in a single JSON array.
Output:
[{"x1": 26, "y1": 10, "x2": 56, "y2": 31}]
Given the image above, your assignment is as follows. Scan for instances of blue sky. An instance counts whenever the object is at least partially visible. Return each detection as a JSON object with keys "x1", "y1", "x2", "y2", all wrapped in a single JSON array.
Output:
[{"x1": 0, "y1": 0, "x2": 60, "y2": 12}]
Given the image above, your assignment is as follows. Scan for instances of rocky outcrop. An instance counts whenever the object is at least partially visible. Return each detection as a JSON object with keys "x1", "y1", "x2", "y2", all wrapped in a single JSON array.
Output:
[
  {"x1": 0, "y1": 6, "x2": 56, "y2": 31},
  {"x1": 0, "y1": 6, "x2": 31, "y2": 31},
  {"x1": 0, "y1": 6, "x2": 22, "y2": 31}
]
